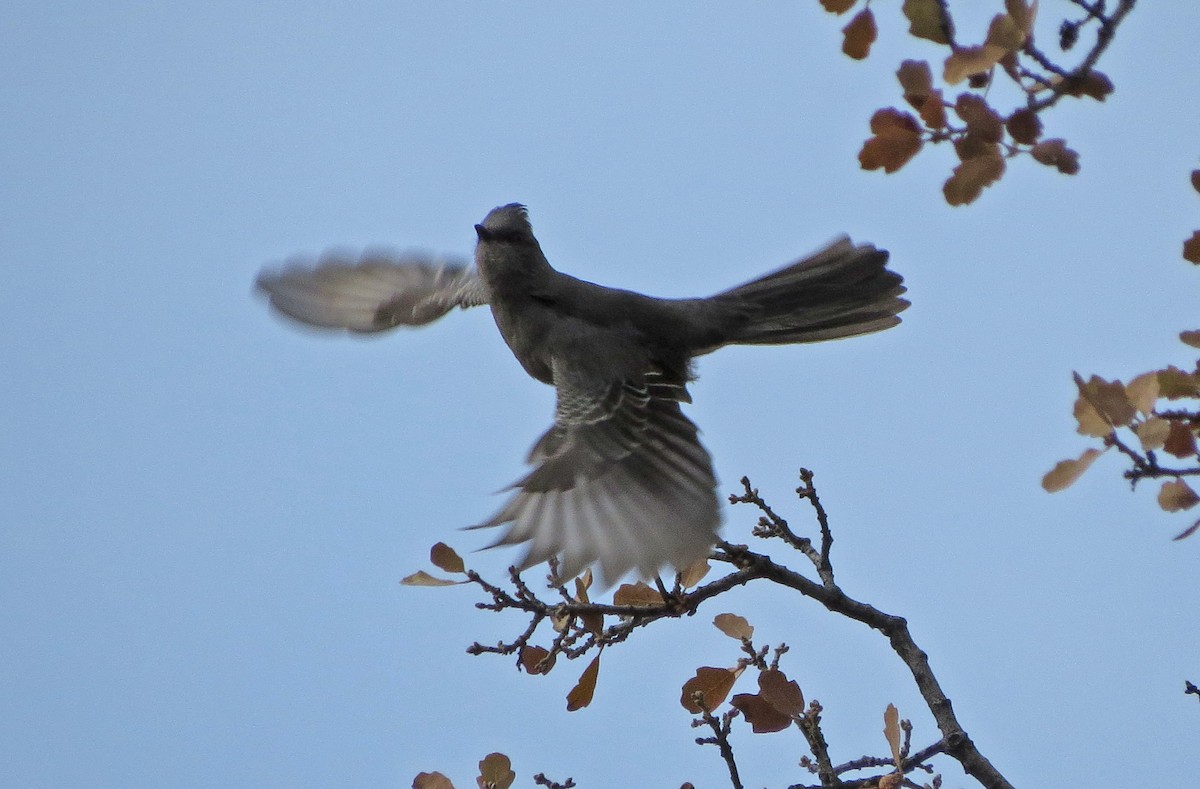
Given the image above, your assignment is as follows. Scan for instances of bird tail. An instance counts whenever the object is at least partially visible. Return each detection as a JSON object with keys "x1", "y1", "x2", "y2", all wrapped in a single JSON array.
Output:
[{"x1": 712, "y1": 237, "x2": 908, "y2": 346}]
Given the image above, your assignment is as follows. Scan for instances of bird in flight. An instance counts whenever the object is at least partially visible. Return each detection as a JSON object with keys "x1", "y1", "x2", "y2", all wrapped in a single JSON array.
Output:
[{"x1": 256, "y1": 204, "x2": 907, "y2": 584}]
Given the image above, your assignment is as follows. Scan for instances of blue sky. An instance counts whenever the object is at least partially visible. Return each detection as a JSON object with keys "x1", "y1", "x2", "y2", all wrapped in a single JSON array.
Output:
[{"x1": 3, "y1": 3, "x2": 1198, "y2": 787}]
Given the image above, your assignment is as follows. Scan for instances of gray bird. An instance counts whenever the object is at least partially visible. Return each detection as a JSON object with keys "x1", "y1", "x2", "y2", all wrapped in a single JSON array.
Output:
[{"x1": 256, "y1": 204, "x2": 907, "y2": 584}]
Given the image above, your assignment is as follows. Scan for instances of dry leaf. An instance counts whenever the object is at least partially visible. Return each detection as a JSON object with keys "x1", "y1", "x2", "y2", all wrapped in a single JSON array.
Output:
[
  {"x1": 820, "y1": 0, "x2": 857, "y2": 13},
  {"x1": 842, "y1": 9, "x2": 877, "y2": 60},
  {"x1": 1126, "y1": 371, "x2": 1161, "y2": 414},
  {"x1": 730, "y1": 693, "x2": 792, "y2": 733},
  {"x1": 1164, "y1": 421, "x2": 1198, "y2": 459},
  {"x1": 1030, "y1": 138, "x2": 1080, "y2": 174},
  {"x1": 519, "y1": 645, "x2": 555, "y2": 675},
  {"x1": 859, "y1": 109, "x2": 923, "y2": 173},
  {"x1": 1184, "y1": 231, "x2": 1200, "y2": 264},
  {"x1": 430, "y1": 542, "x2": 465, "y2": 574},
  {"x1": 918, "y1": 89, "x2": 948, "y2": 129},
  {"x1": 678, "y1": 559, "x2": 711, "y2": 589},
  {"x1": 944, "y1": 45, "x2": 1007, "y2": 85},
  {"x1": 413, "y1": 772, "x2": 455, "y2": 789},
  {"x1": 1191, "y1": 170, "x2": 1200, "y2": 195},
  {"x1": 897, "y1": 60, "x2": 933, "y2": 106},
  {"x1": 713, "y1": 613, "x2": 754, "y2": 640},
  {"x1": 1074, "y1": 373, "x2": 1135, "y2": 428},
  {"x1": 1073, "y1": 396, "x2": 1110, "y2": 438},
  {"x1": 401, "y1": 571, "x2": 464, "y2": 587},
  {"x1": 1180, "y1": 330, "x2": 1200, "y2": 349},
  {"x1": 883, "y1": 704, "x2": 902, "y2": 765},
  {"x1": 1158, "y1": 366, "x2": 1200, "y2": 398},
  {"x1": 613, "y1": 581, "x2": 665, "y2": 607},
  {"x1": 566, "y1": 654, "x2": 601, "y2": 711},
  {"x1": 879, "y1": 774, "x2": 904, "y2": 789},
  {"x1": 1042, "y1": 448, "x2": 1104, "y2": 492},
  {"x1": 954, "y1": 93, "x2": 1003, "y2": 143},
  {"x1": 758, "y1": 669, "x2": 804, "y2": 716},
  {"x1": 681, "y1": 667, "x2": 740, "y2": 713},
  {"x1": 1006, "y1": 108, "x2": 1042, "y2": 144},
  {"x1": 477, "y1": 753, "x2": 515, "y2": 789},
  {"x1": 1136, "y1": 418, "x2": 1171, "y2": 452},
  {"x1": 1158, "y1": 479, "x2": 1200, "y2": 512},
  {"x1": 985, "y1": 13, "x2": 1025, "y2": 51},
  {"x1": 903, "y1": 0, "x2": 950, "y2": 44},
  {"x1": 943, "y1": 153, "x2": 1005, "y2": 206},
  {"x1": 1006, "y1": 0, "x2": 1037, "y2": 35}
]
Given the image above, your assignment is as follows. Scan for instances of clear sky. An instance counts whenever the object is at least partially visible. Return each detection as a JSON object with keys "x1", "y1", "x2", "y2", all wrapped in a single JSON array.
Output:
[{"x1": 3, "y1": 3, "x2": 1197, "y2": 787}]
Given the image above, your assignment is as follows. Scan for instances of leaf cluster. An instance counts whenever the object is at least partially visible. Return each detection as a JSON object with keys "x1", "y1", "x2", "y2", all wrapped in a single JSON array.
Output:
[{"x1": 821, "y1": 0, "x2": 1134, "y2": 205}]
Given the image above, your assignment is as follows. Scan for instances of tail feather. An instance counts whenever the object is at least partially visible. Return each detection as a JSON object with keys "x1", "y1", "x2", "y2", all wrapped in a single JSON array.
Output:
[{"x1": 714, "y1": 237, "x2": 908, "y2": 346}]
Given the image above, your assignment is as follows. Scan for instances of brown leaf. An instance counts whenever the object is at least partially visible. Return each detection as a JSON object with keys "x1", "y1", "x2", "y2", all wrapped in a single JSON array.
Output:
[
  {"x1": 430, "y1": 542, "x2": 465, "y2": 574},
  {"x1": 859, "y1": 109, "x2": 923, "y2": 173},
  {"x1": 883, "y1": 703, "x2": 902, "y2": 765},
  {"x1": 985, "y1": 13, "x2": 1025, "y2": 51},
  {"x1": 613, "y1": 581, "x2": 665, "y2": 606},
  {"x1": 566, "y1": 654, "x2": 601, "y2": 711},
  {"x1": 1006, "y1": 0, "x2": 1037, "y2": 35},
  {"x1": 944, "y1": 45, "x2": 1007, "y2": 85},
  {"x1": 413, "y1": 772, "x2": 455, "y2": 789},
  {"x1": 1164, "y1": 421, "x2": 1198, "y2": 459},
  {"x1": 1063, "y1": 71, "x2": 1114, "y2": 101},
  {"x1": 681, "y1": 667, "x2": 740, "y2": 713},
  {"x1": 401, "y1": 570, "x2": 464, "y2": 587},
  {"x1": 879, "y1": 774, "x2": 904, "y2": 789},
  {"x1": 730, "y1": 693, "x2": 792, "y2": 733},
  {"x1": 1126, "y1": 371, "x2": 1161, "y2": 415},
  {"x1": 897, "y1": 60, "x2": 933, "y2": 107},
  {"x1": 574, "y1": 568, "x2": 593, "y2": 599},
  {"x1": 918, "y1": 89, "x2": 948, "y2": 129},
  {"x1": 1073, "y1": 395, "x2": 1111, "y2": 438},
  {"x1": 1006, "y1": 108, "x2": 1042, "y2": 144},
  {"x1": 820, "y1": 0, "x2": 857, "y2": 13},
  {"x1": 713, "y1": 613, "x2": 754, "y2": 640},
  {"x1": 1159, "y1": 366, "x2": 1200, "y2": 399},
  {"x1": 477, "y1": 753, "x2": 515, "y2": 789},
  {"x1": 842, "y1": 8, "x2": 877, "y2": 60},
  {"x1": 1184, "y1": 231, "x2": 1200, "y2": 264},
  {"x1": 1158, "y1": 479, "x2": 1200, "y2": 512},
  {"x1": 519, "y1": 645, "x2": 555, "y2": 675},
  {"x1": 758, "y1": 669, "x2": 804, "y2": 717},
  {"x1": 1030, "y1": 139, "x2": 1080, "y2": 174},
  {"x1": 903, "y1": 0, "x2": 951, "y2": 44},
  {"x1": 1191, "y1": 170, "x2": 1200, "y2": 195},
  {"x1": 1136, "y1": 418, "x2": 1171, "y2": 452},
  {"x1": 943, "y1": 153, "x2": 1005, "y2": 206},
  {"x1": 1074, "y1": 373, "x2": 1136, "y2": 428},
  {"x1": 678, "y1": 559, "x2": 711, "y2": 589},
  {"x1": 1042, "y1": 448, "x2": 1104, "y2": 493},
  {"x1": 954, "y1": 134, "x2": 998, "y2": 163},
  {"x1": 1180, "y1": 330, "x2": 1200, "y2": 349},
  {"x1": 954, "y1": 93, "x2": 1003, "y2": 143}
]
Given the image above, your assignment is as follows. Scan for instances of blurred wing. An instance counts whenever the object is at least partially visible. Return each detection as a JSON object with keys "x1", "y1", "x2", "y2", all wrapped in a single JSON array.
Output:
[
  {"x1": 255, "y1": 249, "x2": 488, "y2": 333},
  {"x1": 476, "y1": 364, "x2": 720, "y2": 585}
]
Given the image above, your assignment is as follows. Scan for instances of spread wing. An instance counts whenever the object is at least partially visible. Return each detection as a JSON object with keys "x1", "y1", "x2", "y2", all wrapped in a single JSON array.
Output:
[
  {"x1": 476, "y1": 363, "x2": 721, "y2": 584},
  {"x1": 255, "y1": 249, "x2": 488, "y2": 332}
]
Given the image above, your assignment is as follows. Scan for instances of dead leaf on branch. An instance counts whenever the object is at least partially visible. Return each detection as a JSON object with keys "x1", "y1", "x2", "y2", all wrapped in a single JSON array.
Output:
[
  {"x1": 612, "y1": 581, "x2": 664, "y2": 607},
  {"x1": 413, "y1": 772, "x2": 455, "y2": 789},
  {"x1": 431, "y1": 542, "x2": 465, "y2": 574},
  {"x1": 1031, "y1": 139, "x2": 1081, "y2": 174},
  {"x1": 1073, "y1": 394, "x2": 1111, "y2": 438},
  {"x1": 477, "y1": 753, "x2": 516, "y2": 789},
  {"x1": 730, "y1": 692, "x2": 792, "y2": 733},
  {"x1": 519, "y1": 645, "x2": 555, "y2": 675},
  {"x1": 985, "y1": 12, "x2": 1026, "y2": 51},
  {"x1": 401, "y1": 570, "x2": 465, "y2": 587},
  {"x1": 883, "y1": 703, "x2": 902, "y2": 766},
  {"x1": 758, "y1": 669, "x2": 804, "y2": 717},
  {"x1": 1184, "y1": 231, "x2": 1200, "y2": 264},
  {"x1": 678, "y1": 558, "x2": 710, "y2": 589},
  {"x1": 897, "y1": 60, "x2": 933, "y2": 106},
  {"x1": 944, "y1": 45, "x2": 1007, "y2": 85},
  {"x1": 1158, "y1": 479, "x2": 1200, "y2": 512},
  {"x1": 842, "y1": 8, "x2": 877, "y2": 60},
  {"x1": 954, "y1": 93, "x2": 1003, "y2": 143},
  {"x1": 820, "y1": 0, "x2": 857, "y2": 14},
  {"x1": 1136, "y1": 418, "x2": 1171, "y2": 452},
  {"x1": 1180, "y1": 331, "x2": 1200, "y2": 349},
  {"x1": 1164, "y1": 421, "x2": 1198, "y2": 459},
  {"x1": 681, "y1": 666, "x2": 741, "y2": 713},
  {"x1": 1042, "y1": 448, "x2": 1104, "y2": 492},
  {"x1": 903, "y1": 0, "x2": 951, "y2": 44},
  {"x1": 566, "y1": 653, "x2": 601, "y2": 711},
  {"x1": 1126, "y1": 371, "x2": 1161, "y2": 415},
  {"x1": 943, "y1": 152, "x2": 1005, "y2": 206},
  {"x1": 1006, "y1": 108, "x2": 1042, "y2": 144},
  {"x1": 1074, "y1": 373, "x2": 1136, "y2": 428},
  {"x1": 713, "y1": 613, "x2": 754, "y2": 640},
  {"x1": 859, "y1": 109, "x2": 923, "y2": 173}
]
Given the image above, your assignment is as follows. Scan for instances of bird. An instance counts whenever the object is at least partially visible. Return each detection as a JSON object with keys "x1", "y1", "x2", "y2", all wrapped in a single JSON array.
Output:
[{"x1": 255, "y1": 203, "x2": 908, "y2": 584}]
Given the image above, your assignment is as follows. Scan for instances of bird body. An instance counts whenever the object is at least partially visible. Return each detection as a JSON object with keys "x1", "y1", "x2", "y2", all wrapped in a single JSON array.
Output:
[{"x1": 256, "y1": 204, "x2": 908, "y2": 584}]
